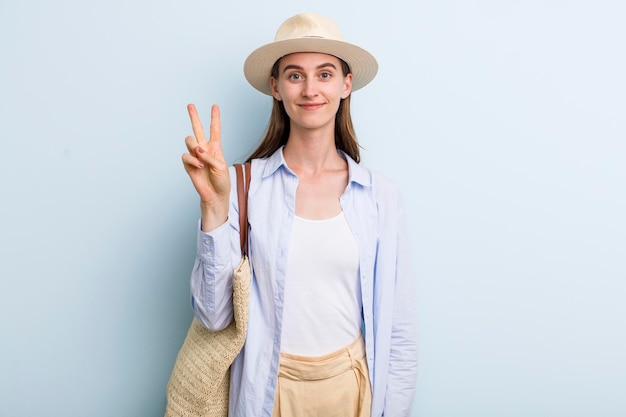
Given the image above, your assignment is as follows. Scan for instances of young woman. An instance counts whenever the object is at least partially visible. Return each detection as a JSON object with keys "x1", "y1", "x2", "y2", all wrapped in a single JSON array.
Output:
[{"x1": 181, "y1": 13, "x2": 418, "y2": 417}]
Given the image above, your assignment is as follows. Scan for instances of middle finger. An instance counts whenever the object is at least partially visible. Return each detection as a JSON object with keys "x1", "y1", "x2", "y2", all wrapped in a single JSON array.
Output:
[{"x1": 187, "y1": 103, "x2": 206, "y2": 144}]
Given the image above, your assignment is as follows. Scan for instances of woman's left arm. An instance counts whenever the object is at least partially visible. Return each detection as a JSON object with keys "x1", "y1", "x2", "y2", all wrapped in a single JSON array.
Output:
[{"x1": 385, "y1": 195, "x2": 419, "y2": 415}]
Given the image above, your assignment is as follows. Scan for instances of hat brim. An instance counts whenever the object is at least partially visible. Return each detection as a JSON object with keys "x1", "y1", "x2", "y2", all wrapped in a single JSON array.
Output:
[{"x1": 244, "y1": 37, "x2": 378, "y2": 96}]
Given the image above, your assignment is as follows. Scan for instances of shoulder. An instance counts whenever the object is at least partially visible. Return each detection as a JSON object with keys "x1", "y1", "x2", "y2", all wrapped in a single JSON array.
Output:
[
  {"x1": 345, "y1": 161, "x2": 404, "y2": 230},
  {"x1": 345, "y1": 153, "x2": 398, "y2": 194},
  {"x1": 357, "y1": 163, "x2": 401, "y2": 204},
  {"x1": 371, "y1": 168, "x2": 399, "y2": 195},
  {"x1": 248, "y1": 147, "x2": 286, "y2": 182}
]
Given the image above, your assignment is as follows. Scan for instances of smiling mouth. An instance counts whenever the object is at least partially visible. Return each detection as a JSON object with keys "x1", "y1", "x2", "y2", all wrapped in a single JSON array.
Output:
[{"x1": 299, "y1": 103, "x2": 324, "y2": 110}]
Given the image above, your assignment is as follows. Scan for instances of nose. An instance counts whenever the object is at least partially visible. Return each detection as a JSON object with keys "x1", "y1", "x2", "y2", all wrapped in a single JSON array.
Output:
[{"x1": 301, "y1": 79, "x2": 318, "y2": 97}]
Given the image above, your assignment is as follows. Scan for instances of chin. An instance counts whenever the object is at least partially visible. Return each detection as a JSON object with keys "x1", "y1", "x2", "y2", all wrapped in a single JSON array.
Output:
[{"x1": 295, "y1": 115, "x2": 333, "y2": 129}]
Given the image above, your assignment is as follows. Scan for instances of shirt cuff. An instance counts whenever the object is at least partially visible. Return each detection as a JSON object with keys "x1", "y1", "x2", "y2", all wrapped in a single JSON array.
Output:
[{"x1": 196, "y1": 218, "x2": 231, "y2": 267}]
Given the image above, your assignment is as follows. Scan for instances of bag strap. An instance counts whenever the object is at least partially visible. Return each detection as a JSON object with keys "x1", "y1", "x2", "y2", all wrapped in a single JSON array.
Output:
[{"x1": 235, "y1": 162, "x2": 252, "y2": 255}]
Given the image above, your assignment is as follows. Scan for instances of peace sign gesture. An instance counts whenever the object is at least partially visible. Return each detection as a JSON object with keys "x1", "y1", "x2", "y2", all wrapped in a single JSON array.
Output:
[{"x1": 182, "y1": 104, "x2": 230, "y2": 231}]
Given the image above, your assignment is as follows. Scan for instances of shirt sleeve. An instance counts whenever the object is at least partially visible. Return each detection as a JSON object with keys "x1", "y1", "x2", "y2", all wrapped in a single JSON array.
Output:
[
  {"x1": 190, "y1": 167, "x2": 243, "y2": 331},
  {"x1": 384, "y1": 191, "x2": 419, "y2": 416}
]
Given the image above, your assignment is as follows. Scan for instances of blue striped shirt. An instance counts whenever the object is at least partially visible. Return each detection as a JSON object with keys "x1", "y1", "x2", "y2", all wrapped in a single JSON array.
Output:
[{"x1": 191, "y1": 147, "x2": 418, "y2": 416}]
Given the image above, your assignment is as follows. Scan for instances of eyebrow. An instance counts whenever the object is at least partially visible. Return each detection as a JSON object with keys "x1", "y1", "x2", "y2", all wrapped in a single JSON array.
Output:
[{"x1": 282, "y1": 62, "x2": 338, "y2": 74}]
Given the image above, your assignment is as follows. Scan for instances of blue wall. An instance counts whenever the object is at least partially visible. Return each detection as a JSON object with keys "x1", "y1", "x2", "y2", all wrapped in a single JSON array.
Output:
[{"x1": 1, "y1": 1, "x2": 624, "y2": 416}]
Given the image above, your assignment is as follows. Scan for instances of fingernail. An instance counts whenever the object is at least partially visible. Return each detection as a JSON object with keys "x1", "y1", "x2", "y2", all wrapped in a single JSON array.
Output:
[{"x1": 196, "y1": 147, "x2": 204, "y2": 153}]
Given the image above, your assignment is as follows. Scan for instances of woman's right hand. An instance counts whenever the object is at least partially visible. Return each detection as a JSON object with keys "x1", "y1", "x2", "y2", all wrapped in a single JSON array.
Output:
[{"x1": 182, "y1": 103, "x2": 231, "y2": 231}]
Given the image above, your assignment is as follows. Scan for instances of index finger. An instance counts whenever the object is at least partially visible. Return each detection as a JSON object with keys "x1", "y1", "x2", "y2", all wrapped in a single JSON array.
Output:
[
  {"x1": 187, "y1": 103, "x2": 206, "y2": 144},
  {"x1": 209, "y1": 104, "x2": 221, "y2": 144}
]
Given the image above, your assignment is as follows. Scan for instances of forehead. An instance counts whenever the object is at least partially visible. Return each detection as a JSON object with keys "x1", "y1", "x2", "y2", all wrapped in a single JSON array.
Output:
[{"x1": 277, "y1": 52, "x2": 343, "y2": 70}]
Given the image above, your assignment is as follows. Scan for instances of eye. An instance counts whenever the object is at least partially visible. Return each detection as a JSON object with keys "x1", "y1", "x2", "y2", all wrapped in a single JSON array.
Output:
[
  {"x1": 288, "y1": 73, "x2": 303, "y2": 81},
  {"x1": 320, "y1": 72, "x2": 332, "y2": 79}
]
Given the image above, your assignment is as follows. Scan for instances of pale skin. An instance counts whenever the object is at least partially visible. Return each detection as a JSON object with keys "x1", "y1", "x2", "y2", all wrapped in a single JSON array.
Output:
[{"x1": 182, "y1": 52, "x2": 353, "y2": 230}]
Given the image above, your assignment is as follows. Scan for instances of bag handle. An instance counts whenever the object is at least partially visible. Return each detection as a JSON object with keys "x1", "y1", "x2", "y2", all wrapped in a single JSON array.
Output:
[{"x1": 235, "y1": 162, "x2": 251, "y2": 255}]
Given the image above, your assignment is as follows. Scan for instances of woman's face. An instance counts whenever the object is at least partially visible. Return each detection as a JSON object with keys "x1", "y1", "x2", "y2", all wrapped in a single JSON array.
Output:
[{"x1": 270, "y1": 52, "x2": 352, "y2": 133}]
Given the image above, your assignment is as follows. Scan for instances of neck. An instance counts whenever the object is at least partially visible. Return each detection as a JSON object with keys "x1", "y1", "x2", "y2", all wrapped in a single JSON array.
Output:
[{"x1": 283, "y1": 124, "x2": 343, "y2": 176}]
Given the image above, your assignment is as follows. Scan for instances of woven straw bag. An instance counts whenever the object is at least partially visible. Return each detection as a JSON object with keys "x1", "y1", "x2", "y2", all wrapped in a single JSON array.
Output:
[{"x1": 165, "y1": 163, "x2": 252, "y2": 417}]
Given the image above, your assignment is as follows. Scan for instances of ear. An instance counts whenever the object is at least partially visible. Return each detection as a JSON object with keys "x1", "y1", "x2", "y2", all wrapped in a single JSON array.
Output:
[
  {"x1": 341, "y1": 73, "x2": 353, "y2": 99},
  {"x1": 270, "y1": 77, "x2": 282, "y2": 101}
]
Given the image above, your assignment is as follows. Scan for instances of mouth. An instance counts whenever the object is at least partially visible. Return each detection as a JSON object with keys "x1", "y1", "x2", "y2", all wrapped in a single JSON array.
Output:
[{"x1": 298, "y1": 103, "x2": 325, "y2": 111}]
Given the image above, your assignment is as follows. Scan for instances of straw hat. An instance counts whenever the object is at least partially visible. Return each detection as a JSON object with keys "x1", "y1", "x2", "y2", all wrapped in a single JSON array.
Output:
[{"x1": 244, "y1": 13, "x2": 378, "y2": 95}]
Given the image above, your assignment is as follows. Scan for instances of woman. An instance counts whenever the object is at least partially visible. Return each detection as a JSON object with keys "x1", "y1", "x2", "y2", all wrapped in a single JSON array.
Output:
[{"x1": 181, "y1": 13, "x2": 418, "y2": 417}]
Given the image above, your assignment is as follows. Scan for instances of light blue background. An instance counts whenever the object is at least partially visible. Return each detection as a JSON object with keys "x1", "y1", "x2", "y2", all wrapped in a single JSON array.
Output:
[{"x1": 1, "y1": 1, "x2": 624, "y2": 416}]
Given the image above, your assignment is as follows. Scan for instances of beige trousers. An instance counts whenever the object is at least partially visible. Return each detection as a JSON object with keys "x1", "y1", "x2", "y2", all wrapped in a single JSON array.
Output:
[{"x1": 272, "y1": 335, "x2": 372, "y2": 417}]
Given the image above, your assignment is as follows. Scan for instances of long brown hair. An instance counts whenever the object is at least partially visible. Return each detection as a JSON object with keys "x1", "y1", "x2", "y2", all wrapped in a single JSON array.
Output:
[{"x1": 247, "y1": 58, "x2": 361, "y2": 163}]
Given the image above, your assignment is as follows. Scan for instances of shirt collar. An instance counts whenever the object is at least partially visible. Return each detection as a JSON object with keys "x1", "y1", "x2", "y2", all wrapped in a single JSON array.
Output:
[
  {"x1": 261, "y1": 146, "x2": 288, "y2": 178},
  {"x1": 341, "y1": 150, "x2": 372, "y2": 188},
  {"x1": 261, "y1": 146, "x2": 372, "y2": 187}
]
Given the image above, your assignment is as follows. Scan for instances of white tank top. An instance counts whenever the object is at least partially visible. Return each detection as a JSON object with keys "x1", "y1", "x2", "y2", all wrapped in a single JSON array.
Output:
[{"x1": 280, "y1": 212, "x2": 362, "y2": 356}]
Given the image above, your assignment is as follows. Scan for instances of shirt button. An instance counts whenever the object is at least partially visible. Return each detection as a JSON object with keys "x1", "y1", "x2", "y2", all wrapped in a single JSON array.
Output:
[{"x1": 203, "y1": 239, "x2": 209, "y2": 245}]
